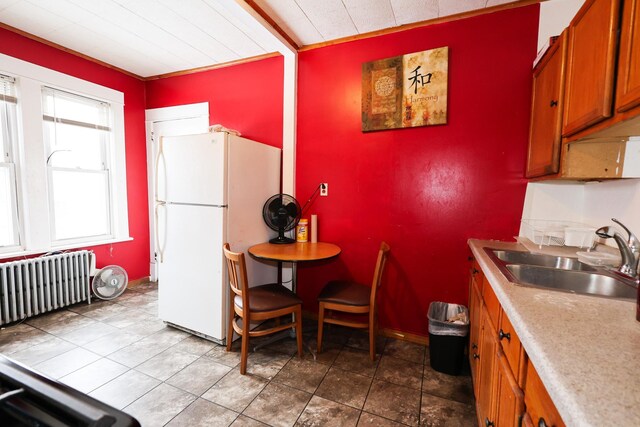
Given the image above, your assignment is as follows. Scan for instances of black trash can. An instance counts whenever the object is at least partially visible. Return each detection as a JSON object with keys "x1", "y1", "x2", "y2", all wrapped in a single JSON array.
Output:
[{"x1": 427, "y1": 302, "x2": 469, "y2": 375}]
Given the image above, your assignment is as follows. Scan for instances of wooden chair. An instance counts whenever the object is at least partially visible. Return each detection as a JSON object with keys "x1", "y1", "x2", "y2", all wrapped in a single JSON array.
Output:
[
  {"x1": 223, "y1": 243, "x2": 303, "y2": 375},
  {"x1": 317, "y1": 242, "x2": 390, "y2": 361}
]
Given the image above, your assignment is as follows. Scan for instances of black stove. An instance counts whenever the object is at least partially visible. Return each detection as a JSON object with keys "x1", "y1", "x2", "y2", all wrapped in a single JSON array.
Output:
[{"x1": 0, "y1": 355, "x2": 140, "y2": 427}]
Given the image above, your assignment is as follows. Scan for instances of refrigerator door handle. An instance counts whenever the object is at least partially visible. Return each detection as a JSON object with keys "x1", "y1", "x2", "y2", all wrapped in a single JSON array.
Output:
[
  {"x1": 155, "y1": 201, "x2": 166, "y2": 263},
  {"x1": 155, "y1": 136, "x2": 166, "y2": 203}
]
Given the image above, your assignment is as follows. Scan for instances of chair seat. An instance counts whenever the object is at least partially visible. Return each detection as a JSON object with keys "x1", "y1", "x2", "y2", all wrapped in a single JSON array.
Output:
[
  {"x1": 318, "y1": 280, "x2": 370, "y2": 306},
  {"x1": 234, "y1": 283, "x2": 302, "y2": 312}
]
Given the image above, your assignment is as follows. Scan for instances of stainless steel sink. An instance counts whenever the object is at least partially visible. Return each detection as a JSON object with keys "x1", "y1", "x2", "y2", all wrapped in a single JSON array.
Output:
[
  {"x1": 491, "y1": 250, "x2": 596, "y2": 271},
  {"x1": 484, "y1": 248, "x2": 638, "y2": 301},
  {"x1": 505, "y1": 264, "x2": 637, "y2": 300}
]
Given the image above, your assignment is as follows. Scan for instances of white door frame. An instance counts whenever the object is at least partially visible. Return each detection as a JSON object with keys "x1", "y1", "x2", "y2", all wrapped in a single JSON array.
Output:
[{"x1": 145, "y1": 102, "x2": 209, "y2": 281}]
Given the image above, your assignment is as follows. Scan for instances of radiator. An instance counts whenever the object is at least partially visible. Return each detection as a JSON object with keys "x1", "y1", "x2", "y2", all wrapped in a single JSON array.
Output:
[{"x1": 0, "y1": 251, "x2": 92, "y2": 325}]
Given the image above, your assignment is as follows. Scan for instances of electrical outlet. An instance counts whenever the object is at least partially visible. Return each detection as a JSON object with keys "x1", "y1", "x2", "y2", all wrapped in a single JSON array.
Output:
[{"x1": 320, "y1": 183, "x2": 328, "y2": 196}]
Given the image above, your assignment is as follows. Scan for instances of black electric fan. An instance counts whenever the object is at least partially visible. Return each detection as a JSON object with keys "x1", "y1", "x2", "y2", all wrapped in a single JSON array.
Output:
[{"x1": 262, "y1": 194, "x2": 301, "y2": 244}]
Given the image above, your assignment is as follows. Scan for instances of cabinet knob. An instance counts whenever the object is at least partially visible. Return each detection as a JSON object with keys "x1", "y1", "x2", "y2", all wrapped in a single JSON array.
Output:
[
  {"x1": 550, "y1": 100, "x2": 558, "y2": 107},
  {"x1": 472, "y1": 343, "x2": 478, "y2": 350},
  {"x1": 538, "y1": 417, "x2": 548, "y2": 427},
  {"x1": 485, "y1": 418, "x2": 495, "y2": 427},
  {"x1": 473, "y1": 353, "x2": 480, "y2": 360},
  {"x1": 499, "y1": 329, "x2": 511, "y2": 342},
  {"x1": 472, "y1": 268, "x2": 479, "y2": 275}
]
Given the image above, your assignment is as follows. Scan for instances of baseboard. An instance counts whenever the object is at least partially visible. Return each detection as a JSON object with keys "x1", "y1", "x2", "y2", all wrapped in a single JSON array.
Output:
[
  {"x1": 128, "y1": 276, "x2": 152, "y2": 287},
  {"x1": 380, "y1": 328, "x2": 429, "y2": 346},
  {"x1": 302, "y1": 310, "x2": 429, "y2": 346}
]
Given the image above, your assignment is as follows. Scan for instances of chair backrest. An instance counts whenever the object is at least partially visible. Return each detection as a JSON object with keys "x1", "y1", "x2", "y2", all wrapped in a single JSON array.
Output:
[
  {"x1": 369, "y1": 242, "x2": 391, "y2": 308},
  {"x1": 223, "y1": 243, "x2": 250, "y2": 315}
]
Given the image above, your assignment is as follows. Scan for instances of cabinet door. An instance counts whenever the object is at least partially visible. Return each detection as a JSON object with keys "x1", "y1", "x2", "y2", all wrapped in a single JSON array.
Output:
[
  {"x1": 476, "y1": 306, "x2": 498, "y2": 427},
  {"x1": 562, "y1": 0, "x2": 620, "y2": 136},
  {"x1": 481, "y1": 277, "x2": 500, "y2": 334},
  {"x1": 468, "y1": 259, "x2": 482, "y2": 356},
  {"x1": 495, "y1": 348, "x2": 525, "y2": 427},
  {"x1": 498, "y1": 310, "x2": 523, "y2": 383},
  {"x1": 617, "y1": 0, "x2": 640, "y2": 112},
  {"x1": 521, "y1": 412, "x2": 535, "y2": 427},
  {"x1": 527, "y1": 33, "x2": 567, "y2": 178},
  {"x1": 469, "y1": 276, "x2": 482, "y2": 392},
  {"x1": 524, "y1": 359, "x2": 566, "y2": 427}
]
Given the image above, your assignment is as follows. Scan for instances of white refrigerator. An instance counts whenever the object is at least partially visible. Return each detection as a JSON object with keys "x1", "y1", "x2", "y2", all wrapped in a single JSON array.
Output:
[{"x1": 155, "y1": 131, "x2": 280, "y2": 343}]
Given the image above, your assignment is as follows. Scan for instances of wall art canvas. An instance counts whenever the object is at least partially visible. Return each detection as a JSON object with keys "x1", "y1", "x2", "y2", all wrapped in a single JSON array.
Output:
[{"x1": 362, "y1": 46, "x2": 448, "y2": 132}]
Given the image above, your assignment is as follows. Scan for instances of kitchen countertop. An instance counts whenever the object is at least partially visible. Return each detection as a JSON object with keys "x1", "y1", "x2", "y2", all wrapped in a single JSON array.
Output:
[{"x1": 468, "y1": 239, "x2": 640, "y2": 427}]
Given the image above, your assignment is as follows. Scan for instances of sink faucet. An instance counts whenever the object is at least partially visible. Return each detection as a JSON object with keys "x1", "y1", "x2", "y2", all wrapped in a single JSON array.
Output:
[{"x1": 595, "y1": 218, "x2": 640, "y2": 279}]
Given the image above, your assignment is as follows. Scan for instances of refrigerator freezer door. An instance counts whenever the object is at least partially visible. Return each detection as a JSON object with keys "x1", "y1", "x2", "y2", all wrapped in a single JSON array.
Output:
[
  {"x1": 157, "y1": 203, "x2": 227, "y2": 341},
  {"x1": 157, "y1": 133, "x2": 226, "y2": 205}
]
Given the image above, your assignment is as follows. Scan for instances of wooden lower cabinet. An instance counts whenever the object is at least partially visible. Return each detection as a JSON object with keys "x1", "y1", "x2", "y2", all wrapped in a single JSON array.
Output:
[
  {"x1": 474, "y1": 305, "x2": 525, "y2": 427},
  {"x1": 476, "y1": 305, "x2": 498, "y2": 426},
  {"x1": 469, "y1": 262, "x2": 562, "y2": 426},
  {"x1": 498, "y1": 307, "x2": 523, "y2": 383},
  {"x1": 523, "y1": 359, "x2": 566, "y2": 427},
  {"x1": 469, "y1": 260, "x2": 483, "y2": 351},
  {"x1": 481, "y1": 277, "x2": 501, "y2": 333},
  {"x1": 495, "y1": 347, "x2": 525, "y2": 426},
  {"x1": 469, "y1": 282, "x2": 482, "y2": 395}
]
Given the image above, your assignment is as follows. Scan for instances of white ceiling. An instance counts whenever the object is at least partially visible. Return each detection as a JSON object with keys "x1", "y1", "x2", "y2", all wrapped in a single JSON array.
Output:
[
  {"x1": 255, "y1": 0, "x2": 519, "y2": 46},
  {"x1": 0, "y1": 0, "x2": 523, "y2": 78}
]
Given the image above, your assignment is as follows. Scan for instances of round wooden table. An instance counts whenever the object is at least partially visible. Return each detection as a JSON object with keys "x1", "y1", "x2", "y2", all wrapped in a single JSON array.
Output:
[
  {"x1": 248, "y1": 242, "x2": 341, "y2": 355},
  {"x1": 248, "y1": 242, "x2": 341, "y2": 291},
  {"x1": 249, "y1": 242, "x2": 341, "y2": 262}
]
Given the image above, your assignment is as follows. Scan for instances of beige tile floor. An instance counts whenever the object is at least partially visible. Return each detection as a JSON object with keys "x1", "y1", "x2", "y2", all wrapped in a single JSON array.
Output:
[{"x1": 0, "y1": 282, "x2": 476, "y2": 426}]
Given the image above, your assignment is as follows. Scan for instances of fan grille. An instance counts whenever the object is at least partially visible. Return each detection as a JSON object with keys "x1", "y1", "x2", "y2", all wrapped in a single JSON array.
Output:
[
  {"x1": 262, "y1": 194, "x2": 301, "y2": 244},
  {"x1": 92, "y1": 265, "x2": 128, "y2": 300}
]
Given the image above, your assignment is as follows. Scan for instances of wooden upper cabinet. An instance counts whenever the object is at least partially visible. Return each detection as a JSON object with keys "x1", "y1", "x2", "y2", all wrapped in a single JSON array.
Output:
[
  {"x1": 527, "y1": 33, "x2": 567, "y2": 178},
  {"x1": 562, "y1": 0, "x2": 621, "y2": 136},
  {"x1": 617, "y1": 0, "x2": 640, "y2": 112}
]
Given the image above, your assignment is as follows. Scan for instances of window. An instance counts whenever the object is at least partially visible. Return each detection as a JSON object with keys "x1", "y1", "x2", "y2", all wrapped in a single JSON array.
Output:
[
  {"x1": 0, "y1": 74, "x2": 20, "y2": 249},
  {"x1": 0, "y1": 52, "x2": 130, "y2": 258},
  {"x1": 43, "y1": 88, "x2": 112, "y2": 242}
]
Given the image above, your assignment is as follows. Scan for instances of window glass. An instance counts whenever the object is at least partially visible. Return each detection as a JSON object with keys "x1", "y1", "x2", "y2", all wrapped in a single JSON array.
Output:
[
  {"x1": 42, "y1": 88, "x2": 109, "y2": 127},
  {"x1": 44, "y1": 121, "x2": 106, "y2": 169},
  {"x1": 0, "y1": 166, "x2": 18, "y2": 246},
  {"x1": 50, "y1": 170, "x2": 110, "y2": 240},
  {"x1": 43, "y1": 87, "x2": 113, "y2": 242}
]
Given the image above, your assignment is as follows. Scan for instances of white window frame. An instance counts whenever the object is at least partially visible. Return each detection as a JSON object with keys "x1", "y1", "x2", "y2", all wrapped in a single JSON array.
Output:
[
  {"x1": 0, "y1": 53, "x2": 131, "y2": 259},
  {"x1": 42, "y1": 88, "x2": 115, "y2": 245},
  {"x1": 0, "y1": 163, "x2": 20, "y2": 250},
  {"x1": 0, "y1": 74, "x2": 22, "y2": 253}
]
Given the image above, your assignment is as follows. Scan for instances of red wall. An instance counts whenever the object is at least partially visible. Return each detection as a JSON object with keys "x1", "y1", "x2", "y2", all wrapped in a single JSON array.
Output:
[
  {"x1": 145, "y1": 56, "x2": 284, "y2": 149},
  {"x1": 0, "y1": 29, "x2": 284, "y2": 281},
  {"x1": 2, "y1": 4, "x2": 538, "y2": 337},
  {"x1": 295, "y1": 6, "x2": 539, "y2": 336},
  {"x1": 0, "y1": 28, "x2": 149, "y2": 280}
]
